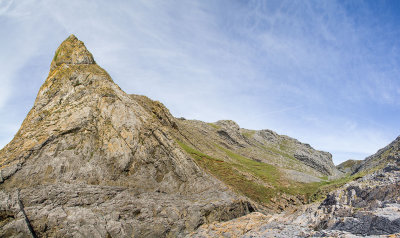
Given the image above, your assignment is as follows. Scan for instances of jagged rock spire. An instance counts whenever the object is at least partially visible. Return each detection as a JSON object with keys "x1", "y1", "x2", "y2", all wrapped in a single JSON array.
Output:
[
  {"x1": 49, "y1": 34, "x2": 95, "y2": 72},
  {"x1": 0, "y1": 34, "x2": 253, "y2": 237}
]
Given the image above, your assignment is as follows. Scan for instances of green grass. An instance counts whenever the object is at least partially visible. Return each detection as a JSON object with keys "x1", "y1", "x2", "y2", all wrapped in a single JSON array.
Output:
[
  {"x1": 319, "y1": 175, "x2": 329, "y2": 181},
  {"x1": 177, "y1": 141, "x2": 334, "y2": 204},
  {"x1": 177, "y1": 140, "x2": 277, "y2": 203},
  {"x1": 216, "y1": 145, "x2": 281, "y2": 185},
  {"x1": 259, "y1": 143, "x2": 297, "y2": 162},
  {"x1": 207, "y1": 123, "x2": 221, "y2": 130},
  {"x1": 53, "y1": 49, "x2": 60, "y2": 62},
  {"x1": 307, "y1": 170, "x2": 370, "y2": 202},
  {"x1": 242, "y1": 130, "x2": 256, "y2": 138},
  {"x1": 177, "y1": 140, "x2": 375, "y2": 205}
]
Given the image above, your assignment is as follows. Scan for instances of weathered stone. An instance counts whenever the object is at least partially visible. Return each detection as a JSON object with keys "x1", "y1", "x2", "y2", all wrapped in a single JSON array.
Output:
[
  {"x1": 355, "y1": 136, "x2": 400, "y2": 174},
  {"x1": 0, "y1": 35, "x2": 253, "y2": 237},
  {"x1": 190, "y1": 163, "x2": 400, "y2": 237}
]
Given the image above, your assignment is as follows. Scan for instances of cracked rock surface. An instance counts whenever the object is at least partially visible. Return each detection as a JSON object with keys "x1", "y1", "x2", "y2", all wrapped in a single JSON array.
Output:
[
  {"x1": 190, "y1": 163, "x2": 400, "y2": 237},
  {"x1": 0, "y1": 35, "x2": 253, "y2": 237}
]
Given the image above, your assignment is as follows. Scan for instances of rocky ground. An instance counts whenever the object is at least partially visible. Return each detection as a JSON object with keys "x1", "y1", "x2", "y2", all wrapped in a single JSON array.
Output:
[{"x1": 191, "y1": 163, "x2": 400, "y2": 237}]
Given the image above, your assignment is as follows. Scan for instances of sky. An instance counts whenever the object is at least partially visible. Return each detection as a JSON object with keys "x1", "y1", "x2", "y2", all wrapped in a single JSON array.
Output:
[{"x1": 1, "y1": 0, "x2": 400, "y2": 165}]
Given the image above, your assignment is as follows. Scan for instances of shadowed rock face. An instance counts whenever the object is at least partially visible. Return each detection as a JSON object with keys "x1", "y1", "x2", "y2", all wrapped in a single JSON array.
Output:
[{"x1": 0, "y1": 35, "x2": 253, "y2": 237}]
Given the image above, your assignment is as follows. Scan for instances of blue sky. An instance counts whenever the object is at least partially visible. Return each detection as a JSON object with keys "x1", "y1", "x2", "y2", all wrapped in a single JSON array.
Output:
[{"x1": 1, "y1": 0, "x2": 400, "y2": 164}]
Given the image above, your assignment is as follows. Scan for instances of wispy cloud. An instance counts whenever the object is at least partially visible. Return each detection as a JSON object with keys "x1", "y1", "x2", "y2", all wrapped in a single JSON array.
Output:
[{"x1": 1, "y1": 0, "x2": 399, "y2": 164}]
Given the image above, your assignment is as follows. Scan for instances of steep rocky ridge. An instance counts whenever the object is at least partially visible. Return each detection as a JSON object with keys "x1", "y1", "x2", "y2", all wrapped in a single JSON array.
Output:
[{"x1": 0, "y1": 35, "x2": 254, "y2": 237}]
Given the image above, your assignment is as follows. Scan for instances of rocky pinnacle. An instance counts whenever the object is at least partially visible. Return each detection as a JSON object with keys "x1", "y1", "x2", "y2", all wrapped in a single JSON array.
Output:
[
  {"x1": 49, "y1": 34, "x2": 95, "y2": 72},
  {"x1": 0, "y1": 35, "x2": 253, "y2": 237}
]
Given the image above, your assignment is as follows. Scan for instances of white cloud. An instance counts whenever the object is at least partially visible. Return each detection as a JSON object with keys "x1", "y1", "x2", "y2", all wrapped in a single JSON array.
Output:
[{"x1": 0, "y1": 0, "x2": 399, "y2": 166}]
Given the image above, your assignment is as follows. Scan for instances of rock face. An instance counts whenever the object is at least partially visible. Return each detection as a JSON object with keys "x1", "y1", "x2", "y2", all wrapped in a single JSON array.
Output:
[
  {"x1": 177, "y1": 119, "x2": 340, "y2": 179},
  {"x1": 314, "y1": 163, "x2": 400, "y2": 237},
  {"x1": 190, "y1": 163, "x2": 400, "y2": 237},
  {"x1": 256, "y1": 129, "x2": 337, "y2": 177},
  {"x1": 354, "y1": 135, "x2": 400, "y2": 174},
  {"x1": 0, "y1": 35, "x2": 254, "y2": 237},
  {"x1": 191, "y1": 139, "x2": 400, "y2": 237},
  {"x1": 337, "y1": 159, "x2": 362, "y2": 174}
]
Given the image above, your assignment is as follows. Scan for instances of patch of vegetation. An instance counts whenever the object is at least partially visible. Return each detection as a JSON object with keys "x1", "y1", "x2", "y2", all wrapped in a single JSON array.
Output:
[
  {"x1": 216, "y1": 145, "x2": 281, "y2": 185},
  {"x1": 379, "y1": 147, "x2": 393, "y2": 160},
  {"x1": 207, "y1": 123, "x2": 221, "y2": 130},
  {"x1": 242, "y1": 130, "x2": 256, "y2": 138},
  {"x1": 53, "y1": 49, "x2": 60, "y2": 62},
  {"x1": 177, "y1": 141, "x2": 338, "y2": 204},
  {"x1": 259, "y1": 143, "x2": 297, "y2": 162},
  {"x1": 177, "y1": 140, "x2": 279, "y2": 204},
  {"x1": 278, "y1": 139, "x2": 292, "y2": 151},
  {"x1": 307, "y1": 169, "x2": 371, "y2": 202},
  {"x1": 177, "y1": 140, "x2": 383, "y2": 206},
  {"x1": 319, "y1": 175, "x2": 329, "y2": 181},
  {"x1": 337, "y1": 159, "x2": 362, "y2": 170}
]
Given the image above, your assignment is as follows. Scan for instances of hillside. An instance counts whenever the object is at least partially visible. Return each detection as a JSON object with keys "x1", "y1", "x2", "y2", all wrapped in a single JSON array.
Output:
[
  {"x1": 2, "y1": 35, "x2": 390, "y2": 237},
  {"x1": 132, "y1": 94, "x2": 342, "y2": 210},
  {"x1": 191, "y1": 140, "x2": 400, "y2": 237}
]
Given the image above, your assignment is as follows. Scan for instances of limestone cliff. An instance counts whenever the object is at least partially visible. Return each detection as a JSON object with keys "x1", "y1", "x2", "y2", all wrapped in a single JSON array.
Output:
[
  {"x1": 0, "y1": 35, "x2": 253, "y2": 237},
  {"x1": 0, "y1": 35, "x2": 343, "y2": 237}
]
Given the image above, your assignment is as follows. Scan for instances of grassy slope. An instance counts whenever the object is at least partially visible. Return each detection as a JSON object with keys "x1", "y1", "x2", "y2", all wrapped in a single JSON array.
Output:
[
  {"x1": 177, "y1": 140, "x2": 340, "y2": 205},
  {"x1": 177, "y1": 140, "x2": 377, "y2": 207}
]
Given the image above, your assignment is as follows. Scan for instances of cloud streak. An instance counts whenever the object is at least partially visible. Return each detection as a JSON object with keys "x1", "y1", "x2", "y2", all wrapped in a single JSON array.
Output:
[{"x1": 0, "y1": 0, "x2": 399, "y2": 164}]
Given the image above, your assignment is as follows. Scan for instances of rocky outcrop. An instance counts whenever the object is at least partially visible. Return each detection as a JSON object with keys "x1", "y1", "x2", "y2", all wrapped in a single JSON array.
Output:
[
  {"x1": 0, "y1": 35, "x2": 253, "y2": 237},
  {"x1": 191, "y1": 163, "x2": 400, "y2": 237},
  {"x1": 176, "y1": 119, "x2": 340, "y2": 180},
  {"x1": 214, "y1": 120, "x2": 248, "y2": 147},
  {"x1": 354, "y1": 136, "x2": 400, "y2": 174},
  {"x1": 256, "y1": 129, "x2": 338, "y2": 177},
  {"x1": 315, "y1": 163, "x2": 400, "y2": 236},
  {"x1": 191, "y1": 135, "x2": 400, "y2": 237},
  {"x1": 337, "y1": 159, "x2": 362, "y2": 174},
  {"x1": 0, "y1": 184, "x2": 254, "y2": 237}
]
